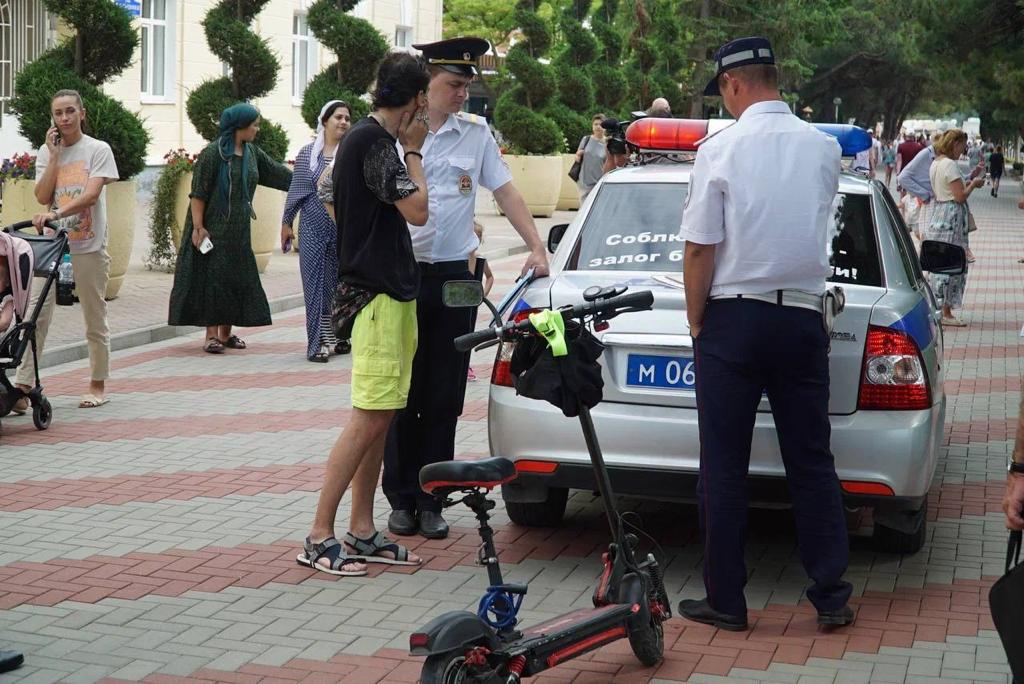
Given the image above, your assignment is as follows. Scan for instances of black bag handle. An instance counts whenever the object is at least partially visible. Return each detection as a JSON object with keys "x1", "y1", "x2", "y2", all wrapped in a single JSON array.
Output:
[{"x1": 1007, "y1": 530, "x2": 1022, "y2": 574}]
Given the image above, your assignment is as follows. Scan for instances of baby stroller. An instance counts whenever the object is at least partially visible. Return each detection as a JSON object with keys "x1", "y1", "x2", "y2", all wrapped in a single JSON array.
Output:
[{"x1": 0, "y1": 219, "x2": 69, "y2": 431}]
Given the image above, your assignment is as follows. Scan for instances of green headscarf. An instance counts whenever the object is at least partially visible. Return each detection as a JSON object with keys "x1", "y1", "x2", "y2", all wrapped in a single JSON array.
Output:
[{"x1": 216, "y1": 102, "x2": 260, "y2": 215}]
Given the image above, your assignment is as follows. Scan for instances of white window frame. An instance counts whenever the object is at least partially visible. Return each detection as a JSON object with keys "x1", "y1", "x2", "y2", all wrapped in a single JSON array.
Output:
[
  {"x1": 394, "y1": 26, "x2": 413, "y2": 49},
  {"x1": 140, "y1": 0, "x2": 176, "y2": 103},
  {"x1": 292, "y1": 12, "x2": 318, "y2": 105}
]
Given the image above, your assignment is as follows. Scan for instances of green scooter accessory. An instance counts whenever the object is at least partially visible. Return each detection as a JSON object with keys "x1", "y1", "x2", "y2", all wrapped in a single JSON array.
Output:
[{"x1": 528, "y1": 309, "x2": 568, "y2": 357}]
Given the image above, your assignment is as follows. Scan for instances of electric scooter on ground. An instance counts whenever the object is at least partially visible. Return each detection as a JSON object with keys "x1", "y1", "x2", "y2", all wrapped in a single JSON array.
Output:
[{"x1": 410, "y1": 283, "x2": 671, "y2": 683}]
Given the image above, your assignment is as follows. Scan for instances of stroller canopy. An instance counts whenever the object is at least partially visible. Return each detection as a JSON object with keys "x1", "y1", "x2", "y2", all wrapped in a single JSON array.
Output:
[{"x1": 0, "y1": 232, "x2": 34, "y2": 320}]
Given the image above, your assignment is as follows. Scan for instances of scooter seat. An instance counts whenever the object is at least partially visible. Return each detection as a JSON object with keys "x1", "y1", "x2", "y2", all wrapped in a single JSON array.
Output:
[{"x1": 420, "y1": 457, "x2": 518, "y2": 497}]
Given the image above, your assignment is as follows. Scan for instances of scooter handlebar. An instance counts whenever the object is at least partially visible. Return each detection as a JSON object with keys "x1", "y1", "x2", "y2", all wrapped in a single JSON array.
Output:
[{"x1": 453, "y1": 290, "x2": 655, "y2": 352}]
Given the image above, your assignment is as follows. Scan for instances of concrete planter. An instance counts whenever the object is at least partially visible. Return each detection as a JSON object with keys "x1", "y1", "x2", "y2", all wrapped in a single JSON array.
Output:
[
  {"x1": 502, "y1": 154, "x2": 562, "y2": 218},
  {"x1": 556, "y1": 154, "x2": 580, "y2": 211},
  {"x1": 171, "y1": 171, "x2": 284, "y2": 273},
  {"x1": 104, "y1": 180, "x2": 137, "y2": 300},
  {"x1": 0, "y1": 179, "x2": 41, "y2": 227},
  {"x1": 0, "y1": 179, "x2": 134, "y2": 300}
]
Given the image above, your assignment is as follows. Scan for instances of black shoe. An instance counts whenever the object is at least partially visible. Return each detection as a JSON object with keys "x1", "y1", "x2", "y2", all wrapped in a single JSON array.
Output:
[
  {"x1": 388, "y1": 509, "x2": 418, "y2": 536},
  {"x1": 677, "y1": 598, "x2": 748, "y2": 631},
  {"x1": 418, "y1": 511, "x2": 450, "y2": 539},
  {"x1": 335, "y1": 340, "x2": 352, "y2": 355},
  {"x1": 0, "y1": 650, "x2": 24, "y2": 673},
  {"x1": 817, "y1": 605, "x2": 856, "y2": 627}
]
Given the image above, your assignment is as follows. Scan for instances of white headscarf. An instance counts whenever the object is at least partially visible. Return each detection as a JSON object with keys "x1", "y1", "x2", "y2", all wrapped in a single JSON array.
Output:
[{"x1": 310, "y1": 100, "x2": 346, "y2": 172}]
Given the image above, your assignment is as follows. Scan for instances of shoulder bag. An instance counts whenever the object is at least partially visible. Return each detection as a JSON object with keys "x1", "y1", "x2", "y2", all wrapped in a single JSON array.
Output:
[{"x1": 567, "y1": 136, "x2": 590, "y2": 183}]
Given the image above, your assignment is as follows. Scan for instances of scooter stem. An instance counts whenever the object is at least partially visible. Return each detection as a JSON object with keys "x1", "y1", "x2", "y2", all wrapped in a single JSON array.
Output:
[{"x1": 577, "y1": 402, "x2": 622, "y2": 542}]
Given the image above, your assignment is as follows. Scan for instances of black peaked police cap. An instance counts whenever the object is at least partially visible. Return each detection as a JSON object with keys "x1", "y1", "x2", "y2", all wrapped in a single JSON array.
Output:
[
  {"x1": 413, "y1": 37, "x2": 490, "y2": 77},
  {"x1": 703, "y1": 36, "x2": 776, "y2": 97}
]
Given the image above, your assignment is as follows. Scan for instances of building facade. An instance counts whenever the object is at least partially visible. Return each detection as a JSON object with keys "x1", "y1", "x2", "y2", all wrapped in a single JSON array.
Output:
[
  {"x1": 0, "y1": 0, "x2": 442, "y2": 163},
  {"x1": 0, "y1": 0, "x2": 53, "y2": 158}
]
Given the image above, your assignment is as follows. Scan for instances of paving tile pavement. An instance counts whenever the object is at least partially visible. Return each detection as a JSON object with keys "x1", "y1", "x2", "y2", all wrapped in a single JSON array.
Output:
[{"x1": 1, "y1": 180, "x2": 1022, "y2": 681}]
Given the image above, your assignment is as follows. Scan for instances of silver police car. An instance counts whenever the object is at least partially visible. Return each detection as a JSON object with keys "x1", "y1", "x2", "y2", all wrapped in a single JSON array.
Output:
[{"x1": 486, "y1": 120, "x2": 963, "y2": 554}]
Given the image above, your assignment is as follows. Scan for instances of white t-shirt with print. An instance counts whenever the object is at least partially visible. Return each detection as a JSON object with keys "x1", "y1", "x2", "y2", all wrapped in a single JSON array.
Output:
[{"x1": 36, "y1": 135, "x2": 119, "y2": 255}]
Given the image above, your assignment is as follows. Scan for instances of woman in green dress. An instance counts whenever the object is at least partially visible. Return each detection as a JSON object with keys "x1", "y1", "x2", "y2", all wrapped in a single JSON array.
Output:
[{"x1": 168, "y1": 103, "x2": 293, "y2": 353}]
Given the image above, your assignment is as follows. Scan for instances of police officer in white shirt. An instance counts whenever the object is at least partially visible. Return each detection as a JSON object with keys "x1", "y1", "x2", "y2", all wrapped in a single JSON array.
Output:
[
  {"x1": 384, "y1": 37, "x2": 550, "y2": 540},
  {"x1": 679, "y1": 36, "x2": 855, "y2": 632}
]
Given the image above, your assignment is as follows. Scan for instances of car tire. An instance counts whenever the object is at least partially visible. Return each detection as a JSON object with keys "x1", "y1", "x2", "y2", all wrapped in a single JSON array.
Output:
[
  {"x1": 873, "y1": 501, "x2": 927, "y2": 554},
  {"x1": 505, "y1": 487, "x2": 568, "y2": 527}
]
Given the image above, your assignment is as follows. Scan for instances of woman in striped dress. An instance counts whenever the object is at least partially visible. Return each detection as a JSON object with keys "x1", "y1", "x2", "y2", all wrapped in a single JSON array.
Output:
[{"x1": 281, "y1": 100, "x2": 351, "y2": 362}]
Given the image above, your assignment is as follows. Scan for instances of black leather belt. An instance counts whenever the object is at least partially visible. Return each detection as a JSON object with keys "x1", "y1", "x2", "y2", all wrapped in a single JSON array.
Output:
[{"x1": 418, "y1": 260, "x2": 469, "y2": 276}]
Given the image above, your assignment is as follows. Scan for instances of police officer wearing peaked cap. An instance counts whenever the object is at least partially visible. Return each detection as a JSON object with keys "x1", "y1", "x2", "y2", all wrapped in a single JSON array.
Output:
[
  {"x1": 382, "y1": 37, "x2": 550, "y2": 540},
  {"x1": 678, "y1": 36, "x2": 856, "y2": 631}
]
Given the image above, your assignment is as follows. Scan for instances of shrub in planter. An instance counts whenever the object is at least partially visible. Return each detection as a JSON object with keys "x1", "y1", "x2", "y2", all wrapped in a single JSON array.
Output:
[
  {"x1": 146, "y1": 149, "x2": 198, "y2": 271},
  {"x1": 10, "y1": 0, "x2": 149, "y2": 179},
  {"x1": 185, "y1": 0, "x2": 288, "y2": 162},
  {"x1": 300, "y1": 0, "x2": 388, "y2": 129},
  {"x1": 494, "y1": 0, "x2": 563, "y2": 155}
]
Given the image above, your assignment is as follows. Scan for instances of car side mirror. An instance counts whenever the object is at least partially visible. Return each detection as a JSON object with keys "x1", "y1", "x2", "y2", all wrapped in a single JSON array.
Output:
[
  {"x1": 548, "y1": 223, "x2": 569, "y2": 253},
  {"x1": 442, "y1": 280, "x2": 484, "y2": 308},
  {"x1": 919, "y1": 240, "x2": 967, "y2": 275}
]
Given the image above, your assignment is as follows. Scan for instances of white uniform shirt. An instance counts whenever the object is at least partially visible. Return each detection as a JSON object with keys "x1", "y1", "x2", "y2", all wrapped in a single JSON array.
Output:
[
  {"x1": 401, "y1": 112, "x2": 513, "y2": 263},
  {"x1": 680, "y1": 100, "x2": 841, "y2": 297}
]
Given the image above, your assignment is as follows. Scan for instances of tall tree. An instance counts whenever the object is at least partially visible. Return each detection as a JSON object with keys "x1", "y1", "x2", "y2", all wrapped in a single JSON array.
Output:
[
  {"x1": 590, "y1": 0, "x2": 628, "y2": 113},
  {"x1": 548, "y1": 0, "x2": 600, "y2": 144}
]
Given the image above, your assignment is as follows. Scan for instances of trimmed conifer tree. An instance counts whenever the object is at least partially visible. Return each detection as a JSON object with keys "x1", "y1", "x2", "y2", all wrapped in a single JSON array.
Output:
[{"x1": 549, "y1": 0, "x2": 600, "y2": 147}]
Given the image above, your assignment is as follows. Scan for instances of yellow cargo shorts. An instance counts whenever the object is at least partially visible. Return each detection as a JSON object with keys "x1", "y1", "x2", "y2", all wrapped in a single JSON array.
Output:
[{"x1": 350, "y1": 293, "x2": 418, "y2": 410}]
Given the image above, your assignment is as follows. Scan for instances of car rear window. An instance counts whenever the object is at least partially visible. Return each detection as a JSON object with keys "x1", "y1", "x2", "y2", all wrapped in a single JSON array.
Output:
[{"x1": 569, "y1": 182, "x2": 882, "y2": 286}]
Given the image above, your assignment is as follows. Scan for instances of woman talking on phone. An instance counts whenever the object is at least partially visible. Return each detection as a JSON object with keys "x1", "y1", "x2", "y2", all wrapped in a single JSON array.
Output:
[
  {"x1": 281, "y1": 100, "x2": 352, "y2": 363},
  {"x1": 13, "y1": 89, "x2": 118, "y2": 410},
  {"x1": 168, "y1": 103, "x2": 292, "y2": 353}
]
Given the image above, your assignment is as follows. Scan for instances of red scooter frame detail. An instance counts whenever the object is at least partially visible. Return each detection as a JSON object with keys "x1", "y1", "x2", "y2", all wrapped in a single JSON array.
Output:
[{"x1": 546, "y1": 625, "x2": 628, "y2": 668}]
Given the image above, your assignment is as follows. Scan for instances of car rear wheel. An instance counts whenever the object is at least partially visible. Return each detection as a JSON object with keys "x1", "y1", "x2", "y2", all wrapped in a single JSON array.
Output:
[
  {"x1": 505, "y1": 487, "x2": 568, "y2": 527},
  {"x1": 872, "y1": 500, "x2": 927, "y2": 554}
]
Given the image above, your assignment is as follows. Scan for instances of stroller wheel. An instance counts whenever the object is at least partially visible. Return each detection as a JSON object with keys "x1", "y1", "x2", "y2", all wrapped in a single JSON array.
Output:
[{"x1": 32, "y1": 398, "x2": 52, "y2": 431}]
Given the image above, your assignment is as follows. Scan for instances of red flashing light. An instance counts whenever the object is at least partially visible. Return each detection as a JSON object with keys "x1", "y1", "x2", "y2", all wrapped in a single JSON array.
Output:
[
  {"x1": 841, "y1": 481, "x2": 895, "y2": 496},
  {"x1": 625, "y1": 118, "x2": 709, "y2": 152},
  {"x1": 857, "y1": 326, "x2": 931, "y2": 411}
]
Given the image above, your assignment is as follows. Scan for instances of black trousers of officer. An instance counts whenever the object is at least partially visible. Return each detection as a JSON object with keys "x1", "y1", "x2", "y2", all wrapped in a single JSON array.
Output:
[
  {"x1": 383, "y1": 260, "x2": 475, "y2": 514},
  {"x1": 694, "y1": 297, "x2": 852, "y2": 618}
]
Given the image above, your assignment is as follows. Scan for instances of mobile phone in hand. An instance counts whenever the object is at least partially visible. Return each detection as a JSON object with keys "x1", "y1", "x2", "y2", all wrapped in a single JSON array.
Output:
[
  {"x1": 51, "y1": 118, "x2": 61, "y2": 146},
  {"x1": 283, "y1": 237, "x2": 293, "y2": 254},
  {"x1": 199, "y1": 236, "x2": 214, "y2": 254}
]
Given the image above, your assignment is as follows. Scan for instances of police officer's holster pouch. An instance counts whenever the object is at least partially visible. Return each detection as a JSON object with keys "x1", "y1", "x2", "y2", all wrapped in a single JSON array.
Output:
[
  {"x1": 989, "y1": 530, "x2": 1024, "y2": 681},
  {"x1": 510, "y1": 322, "x2": 604, "y2": 418},
  {"x1": 822, "y1": 286, "x2": 846, "y2": 335}
]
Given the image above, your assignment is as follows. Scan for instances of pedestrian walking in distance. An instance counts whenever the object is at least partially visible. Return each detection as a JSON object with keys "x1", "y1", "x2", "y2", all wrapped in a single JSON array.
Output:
[
  {"x1": 298, "y1": 53, "x2": 431, "y2": 576},
  {"x1": 679, "y1": 36, "x2": 856, "y2": 632},
  {"x1": 989, "y1": 145, "x2": 1004, "y2": 197},
  {"x1": 382, "y1": 37, "x2": 549, "y2": 541}
]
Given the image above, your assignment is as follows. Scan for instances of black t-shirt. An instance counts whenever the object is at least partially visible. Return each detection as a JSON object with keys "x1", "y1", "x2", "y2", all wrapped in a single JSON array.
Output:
[
  {"x1": 333, "y1": 117, "x2": 420, "y2": 301},
  {"x1": 989, "y1": 152, "x2": 1004, "y2": 175}
]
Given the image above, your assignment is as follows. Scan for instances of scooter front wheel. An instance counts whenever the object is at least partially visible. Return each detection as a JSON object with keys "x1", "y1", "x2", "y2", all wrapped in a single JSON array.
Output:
[
  {"x1": 420, "y1": 650, "x2": 504, "y2": 684},
  {"x1": 627, "y1": 612, "x2": 664, "y2": 666}
]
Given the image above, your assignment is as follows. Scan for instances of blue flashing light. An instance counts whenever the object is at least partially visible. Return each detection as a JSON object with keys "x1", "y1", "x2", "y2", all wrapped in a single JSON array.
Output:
[{"x1": 812, "y1": 124, "x2": 872, "y2": 157}]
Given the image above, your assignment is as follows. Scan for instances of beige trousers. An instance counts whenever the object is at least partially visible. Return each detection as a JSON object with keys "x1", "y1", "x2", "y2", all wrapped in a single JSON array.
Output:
[{"x1": 16, "y1": 249, "x2": 111, "y2": 386}]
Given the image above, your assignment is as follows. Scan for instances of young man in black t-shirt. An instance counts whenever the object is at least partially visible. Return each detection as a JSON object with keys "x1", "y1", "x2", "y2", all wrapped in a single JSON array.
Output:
[{"x1": 298, "y1": 53, "x2": 431, "y2": 576}]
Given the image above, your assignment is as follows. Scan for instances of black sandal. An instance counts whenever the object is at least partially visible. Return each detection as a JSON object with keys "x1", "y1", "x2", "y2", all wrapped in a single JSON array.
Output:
[
  {"x1": 296, "y1": 537, "x2": 367, "y2": 576},
  {"x1": 223, "y1": 334, "x2": 247, "y2": 349},
  {"x1": 308, "y1": 346, "x2": 330, "y2": 363},
  {"x1": 335, "y1": 340, "x2": 351, "y2": 355},
  {"x1": 204, "y1": 337, "x2": 225, "y2": 354},
  {"x1": 343, "y1": 530, "x2": 421, "y2": 566}
]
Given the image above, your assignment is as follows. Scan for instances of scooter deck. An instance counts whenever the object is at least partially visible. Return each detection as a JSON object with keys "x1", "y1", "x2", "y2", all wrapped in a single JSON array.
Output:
[{"x1": 505, "y1": 602, "x2": 637, "y2": 675}]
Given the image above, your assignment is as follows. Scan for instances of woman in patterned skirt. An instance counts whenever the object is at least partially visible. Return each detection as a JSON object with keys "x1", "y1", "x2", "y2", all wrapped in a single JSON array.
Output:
[
  {"x1": 925, "y1": 128, "x2": 985, "y2": 327},
  {"x1": 282, "y1": 100, "x2": 352, "y2": 362}
]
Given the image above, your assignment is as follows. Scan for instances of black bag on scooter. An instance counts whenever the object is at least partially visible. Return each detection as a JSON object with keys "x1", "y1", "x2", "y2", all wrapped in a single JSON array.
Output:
[{"x1": 509, "y1": 320, "x2": 604, "y2": 418}]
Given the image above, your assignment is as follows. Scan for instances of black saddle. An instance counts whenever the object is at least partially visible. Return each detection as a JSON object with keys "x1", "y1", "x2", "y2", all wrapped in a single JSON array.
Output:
[{"x1": 420, "y1": 457, "x2": 517, "y2": 498}]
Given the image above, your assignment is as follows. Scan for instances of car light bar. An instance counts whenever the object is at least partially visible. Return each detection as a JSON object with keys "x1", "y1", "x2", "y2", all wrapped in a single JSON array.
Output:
[{"x1": 623, "y1": 117, "x2": 872, "y2": 157}]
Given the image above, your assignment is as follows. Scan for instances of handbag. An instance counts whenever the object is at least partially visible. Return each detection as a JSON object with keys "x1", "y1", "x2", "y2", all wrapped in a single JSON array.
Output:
[
  {"x1": 567, "y1": 136, "x2": 590, "y2": 182},
  {"x1": 989, "y1": 530, "x2": 1023, "y2": 681},
  {"x1": 330, "y1": 282, "x2": 374, "y2": 341}
]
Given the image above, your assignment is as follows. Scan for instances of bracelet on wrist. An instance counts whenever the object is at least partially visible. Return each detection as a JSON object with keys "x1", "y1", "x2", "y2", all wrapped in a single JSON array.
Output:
[
  {"x1": 1009, "y1": 459, "x2": 1024, "y2": 475},
  {"x1": 404, "y1": 150, "x2": 423, "y2": 161}
]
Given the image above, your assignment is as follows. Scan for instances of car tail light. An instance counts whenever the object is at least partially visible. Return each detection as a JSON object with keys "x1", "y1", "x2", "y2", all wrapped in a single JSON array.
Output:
[
  {"x1": 491, "y1": 308, "x2": 540, "y2": 388},
  {"x1": 841, "y1": 481, "x2": 895, "y2": 496},
  {"x1": 857, "y1": 325, "x2": 930, "y2": 410}
]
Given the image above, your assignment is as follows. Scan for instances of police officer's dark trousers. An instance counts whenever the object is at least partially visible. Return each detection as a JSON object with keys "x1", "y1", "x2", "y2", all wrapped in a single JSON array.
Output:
[
  {"x1": 694, "y1": 298, "x2": 852, "y2": 618},
  {"x1": 383, "y1": 260, "x2": 475, "y2": 514}
]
